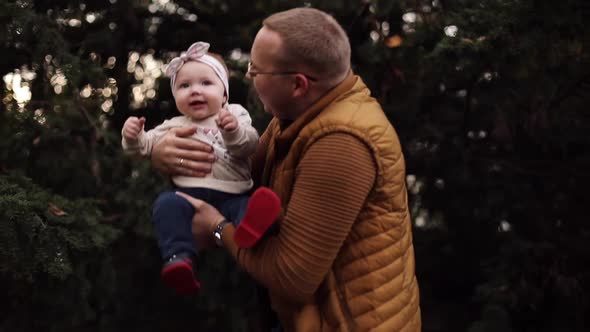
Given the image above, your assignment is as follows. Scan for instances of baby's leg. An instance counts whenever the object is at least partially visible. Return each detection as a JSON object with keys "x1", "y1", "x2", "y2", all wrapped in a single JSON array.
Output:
[
  {"x1": 220, "y1": 187, "x2": 282, "y2": 248},
  {"x1": 152, "y1": 190, "x2": 202, "y2": 295},
  {"x1": 153, "y1": 191, "x2": 199, "y2": 259}
]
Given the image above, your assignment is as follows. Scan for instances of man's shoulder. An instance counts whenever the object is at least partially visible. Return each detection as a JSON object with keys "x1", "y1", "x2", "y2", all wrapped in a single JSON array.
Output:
[
  {"x1": 320, "y1": 95, "x2": 386, "y2": 127},
  {"x1": 302, "y1": 96, "x2": 395, "y2": 146}
]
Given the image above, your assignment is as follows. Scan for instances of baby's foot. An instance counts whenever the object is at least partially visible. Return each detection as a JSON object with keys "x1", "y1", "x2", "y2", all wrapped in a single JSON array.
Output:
[
  {"x1": 161, "y1": 253, "x2": 201, "y2": 295},
  {"x1": 234, "y1": 187, "x2": 281, "y2": 248}
]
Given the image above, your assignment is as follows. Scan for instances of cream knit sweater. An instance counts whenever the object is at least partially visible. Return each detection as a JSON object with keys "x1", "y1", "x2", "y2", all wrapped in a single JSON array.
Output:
[{"x1": 122, "y1": 104, "x2": 258, "y2": 193}]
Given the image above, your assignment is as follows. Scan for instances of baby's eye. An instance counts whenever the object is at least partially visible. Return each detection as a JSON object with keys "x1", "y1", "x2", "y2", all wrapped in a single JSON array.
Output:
[
  {"x1": 202, "y1": 80, "x2": 213, "y2": 86},
  {"x1": 178, "y1": 82, "x2": 189, "y2": 88}
]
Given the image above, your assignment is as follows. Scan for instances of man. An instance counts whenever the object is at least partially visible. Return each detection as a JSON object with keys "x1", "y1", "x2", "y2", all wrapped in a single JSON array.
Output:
[{"x1": 153, "y1": 7, "x2": 421, "y2": 331}]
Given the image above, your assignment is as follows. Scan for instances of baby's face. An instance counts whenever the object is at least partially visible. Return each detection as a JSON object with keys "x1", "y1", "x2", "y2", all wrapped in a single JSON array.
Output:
[{"x1": 172, "y1": 61, "x2": 226, "y2": 120}]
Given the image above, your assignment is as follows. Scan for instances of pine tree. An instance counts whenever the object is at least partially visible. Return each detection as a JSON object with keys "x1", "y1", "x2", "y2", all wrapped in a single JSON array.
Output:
[
  {"x1": 1, "y1": 0, "x2": 589, "y2": 331},
  {"x1": 359, "y1": 1, "x2": 590, "y2": 331}
]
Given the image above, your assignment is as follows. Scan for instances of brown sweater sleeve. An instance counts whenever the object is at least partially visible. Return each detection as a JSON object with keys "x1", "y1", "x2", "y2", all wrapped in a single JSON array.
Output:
[{"x1": 224, "y1": 133, "x2": 376, "y2": 304}]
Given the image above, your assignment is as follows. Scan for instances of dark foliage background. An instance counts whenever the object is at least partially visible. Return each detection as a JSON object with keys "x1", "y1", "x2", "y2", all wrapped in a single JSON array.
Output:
[{"x1": 1, "y1": 0, "x2": 589, "y2": 331}]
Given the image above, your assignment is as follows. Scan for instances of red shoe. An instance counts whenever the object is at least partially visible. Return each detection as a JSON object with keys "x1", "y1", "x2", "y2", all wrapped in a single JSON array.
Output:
[
  {"x1": 161, "y1": 254, "x2": 201, "y2": 295},
  {"x1": 234, "y1": 187, "x2": 282, "y2": 248}
]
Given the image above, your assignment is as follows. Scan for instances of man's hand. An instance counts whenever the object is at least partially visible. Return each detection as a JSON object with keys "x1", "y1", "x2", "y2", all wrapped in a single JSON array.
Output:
[
  {"x1": 176, "y1": 191, "x2": 226, "y2": 249},
  {"x1": 122, "y1": 117, "x2": 145, "y2": 140},
  {"x1": 217, "y1": 109, "x2": 239, "y2": 132},
  {"x1": 151, "y1": 126, "x2": 216, "y2": 177}
]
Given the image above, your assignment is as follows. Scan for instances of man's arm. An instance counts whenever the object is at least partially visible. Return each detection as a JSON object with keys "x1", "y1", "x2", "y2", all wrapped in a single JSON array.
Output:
[{"x1": 224, "y1": 133, "x2": 376, "y2": 303}]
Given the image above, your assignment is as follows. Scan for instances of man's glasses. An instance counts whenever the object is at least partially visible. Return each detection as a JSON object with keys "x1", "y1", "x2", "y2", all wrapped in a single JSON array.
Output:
[{"x1": 247, "y1": 61, "x2": 317, "y2": 81}]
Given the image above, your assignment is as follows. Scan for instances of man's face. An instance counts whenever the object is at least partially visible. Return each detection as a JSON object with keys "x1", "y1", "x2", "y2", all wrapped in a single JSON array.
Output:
[{"x1": 249, "y1": 27, "x2": 294, "y2": 119}]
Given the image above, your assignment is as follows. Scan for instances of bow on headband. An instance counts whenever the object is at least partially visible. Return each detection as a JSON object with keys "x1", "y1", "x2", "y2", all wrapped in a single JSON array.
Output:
[{"x1": 165, "y1": 42, "x2": 229, "y2": 100}]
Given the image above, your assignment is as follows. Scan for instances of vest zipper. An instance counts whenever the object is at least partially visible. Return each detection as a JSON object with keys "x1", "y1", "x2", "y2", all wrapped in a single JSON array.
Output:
[{"x1": 335, "y1": 279, "x2": 357, "y2": 332}]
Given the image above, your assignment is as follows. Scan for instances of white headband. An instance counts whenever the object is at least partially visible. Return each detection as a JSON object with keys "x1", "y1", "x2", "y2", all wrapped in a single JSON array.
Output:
[{"x1": 165, "y1": 42, "x2": 229, "y2": 100}]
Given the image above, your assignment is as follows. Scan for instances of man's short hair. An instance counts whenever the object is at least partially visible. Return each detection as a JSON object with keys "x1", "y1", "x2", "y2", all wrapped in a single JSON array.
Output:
[{"x1": 263, "y1": 7, "x2": 351, "y2": 82}]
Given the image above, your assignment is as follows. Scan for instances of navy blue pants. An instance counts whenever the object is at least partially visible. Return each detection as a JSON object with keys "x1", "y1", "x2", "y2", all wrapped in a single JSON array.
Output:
[{"x1": 152, "y1": 187, "x2": 249, "y2": 260}]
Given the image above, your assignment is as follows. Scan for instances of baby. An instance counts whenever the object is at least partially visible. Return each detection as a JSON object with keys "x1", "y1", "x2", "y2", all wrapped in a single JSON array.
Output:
[{"x1": 121, "y1": 42, "x2": 279, "y2": 295}]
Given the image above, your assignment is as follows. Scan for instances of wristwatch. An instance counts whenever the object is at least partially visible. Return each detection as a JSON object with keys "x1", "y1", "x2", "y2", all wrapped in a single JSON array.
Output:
[{"x1": 213, "y1": 219, "x2": 231, "y2": 247}]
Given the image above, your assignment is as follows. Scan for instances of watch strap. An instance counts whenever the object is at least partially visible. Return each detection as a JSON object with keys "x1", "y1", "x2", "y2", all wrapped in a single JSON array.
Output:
[{"x1": 213, "y1": 219, "x2": 231, "y2": 247}]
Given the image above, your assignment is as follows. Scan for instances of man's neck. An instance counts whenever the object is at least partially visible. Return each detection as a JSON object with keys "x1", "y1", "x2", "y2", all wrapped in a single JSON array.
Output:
[
  {"x1": 282, "y1": 71, "x2": 351, "y2": 121},
  {"x1": 290, "y1": 82, "x2": 338, "y2": 117}
]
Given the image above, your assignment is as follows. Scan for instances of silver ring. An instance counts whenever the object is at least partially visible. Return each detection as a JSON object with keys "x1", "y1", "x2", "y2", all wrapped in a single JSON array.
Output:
[{"x1": 179, "y1": 158, "x2": 184, "y2": 166}]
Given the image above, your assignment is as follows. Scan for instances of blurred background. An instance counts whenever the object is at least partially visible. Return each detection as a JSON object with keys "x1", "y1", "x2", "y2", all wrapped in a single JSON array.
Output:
[{"x1": 1, "y1": 0, "x2": 589, "y2": 331}]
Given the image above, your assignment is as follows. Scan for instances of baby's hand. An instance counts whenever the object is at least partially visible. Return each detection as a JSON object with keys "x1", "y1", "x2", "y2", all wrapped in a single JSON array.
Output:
[
  {"x1": 217, "y1": 109, "x2": 238, "y2": 132},
  {"x1": 123, "y1": 117, "x2": 145, "y2": 140}
]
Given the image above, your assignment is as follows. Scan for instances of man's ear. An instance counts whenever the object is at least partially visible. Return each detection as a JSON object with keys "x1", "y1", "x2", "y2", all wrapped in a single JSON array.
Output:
[{"x1": 292, "y1": 73, "x2": 310, "y2": 98}]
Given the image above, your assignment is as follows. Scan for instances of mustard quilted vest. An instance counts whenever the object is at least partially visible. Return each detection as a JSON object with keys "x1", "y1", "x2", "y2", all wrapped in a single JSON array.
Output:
[{"x1": 259, "y1": 75, "x2": 421, "y2": 332}]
